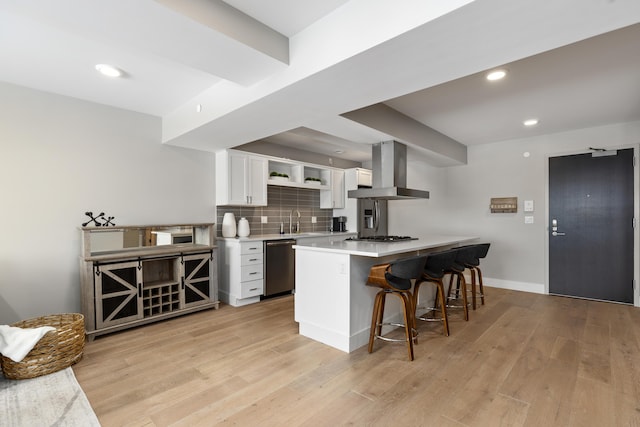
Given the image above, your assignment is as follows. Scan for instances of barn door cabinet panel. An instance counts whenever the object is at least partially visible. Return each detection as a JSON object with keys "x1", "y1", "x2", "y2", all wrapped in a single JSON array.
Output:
[
  {"x1": 80, "y1": 223, "x2": 219, "y2": 340},
  {"x1": 183, "y1": 252, "x2": 216, "y2": 309},
  {"x1": 94, "y1": 260, "x2": 142, "y2": 329}
]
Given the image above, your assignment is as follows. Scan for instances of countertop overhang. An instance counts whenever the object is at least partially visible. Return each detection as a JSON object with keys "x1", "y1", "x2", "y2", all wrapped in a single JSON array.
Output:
[{"x1": 293, "y1": 234, "x2": 478, "y2": 257}]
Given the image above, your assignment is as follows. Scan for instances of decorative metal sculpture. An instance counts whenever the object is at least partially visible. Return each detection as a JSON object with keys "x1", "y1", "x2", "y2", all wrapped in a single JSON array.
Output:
[{"x1": 82, "y1": 211, "x2": 116, "y2": 227}]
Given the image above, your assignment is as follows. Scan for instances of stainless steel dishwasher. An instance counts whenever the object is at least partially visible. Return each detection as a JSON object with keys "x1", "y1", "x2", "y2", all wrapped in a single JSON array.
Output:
[{"x1": 263, "y1": 239, "x2": 295, "y2": 297}]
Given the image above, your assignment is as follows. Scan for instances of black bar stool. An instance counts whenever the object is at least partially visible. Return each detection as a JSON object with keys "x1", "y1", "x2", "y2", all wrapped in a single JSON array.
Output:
[
  {"x1": 462, "y1": 243, "x2": 491, "y2": 309},
  {"x1": 367, "y1": 256, "x2": 427, "y2": 361},
  {"x1": 444, "y1": 247, "x2": 473, "y2": 321},
  {"x1": 413, "y1": 249, "x2": 457, "y2": 336}
]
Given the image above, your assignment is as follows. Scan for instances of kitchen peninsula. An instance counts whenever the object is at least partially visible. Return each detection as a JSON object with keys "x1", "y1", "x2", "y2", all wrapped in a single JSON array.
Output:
[{"x1": 293, "y1": 235, "x2": 477, "y2": 352}]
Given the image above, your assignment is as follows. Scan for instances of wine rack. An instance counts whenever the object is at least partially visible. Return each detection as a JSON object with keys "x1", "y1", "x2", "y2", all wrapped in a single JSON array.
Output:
[
  {"x1": 141, "y1": 257, "x2": 181, "y2": 317},
  {"x1": 143, "y1": 282, "x2": 181, "y2": 317}
]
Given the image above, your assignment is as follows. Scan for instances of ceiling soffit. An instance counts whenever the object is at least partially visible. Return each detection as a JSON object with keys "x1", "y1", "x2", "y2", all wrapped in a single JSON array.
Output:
[{"x1": 341, "y1": 103, "x2": 467, "y2": 166}]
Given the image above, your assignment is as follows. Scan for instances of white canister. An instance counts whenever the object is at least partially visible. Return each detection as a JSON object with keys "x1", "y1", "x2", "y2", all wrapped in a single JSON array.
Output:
[
  {"x1": 221, "y1": 212, "x2": 236, "y2": 237},
  {"x1": 237, "y1": 217, "x2": 250, "y2": 237}
]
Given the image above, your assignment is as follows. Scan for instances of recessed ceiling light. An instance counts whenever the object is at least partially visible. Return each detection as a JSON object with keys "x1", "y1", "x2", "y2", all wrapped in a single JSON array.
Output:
[
  {"x1": 95, "y1": 64, "x2": 123, "y2": 78},
  {"x1": 334, "y1": 150, "x2": 344, "y2": 154},
  {"x1": 523, "y1": 118, "x2": 539, "y2": 126},
  {"x1": 486, "y1": 69, "x2": 507, "y2": 81}
]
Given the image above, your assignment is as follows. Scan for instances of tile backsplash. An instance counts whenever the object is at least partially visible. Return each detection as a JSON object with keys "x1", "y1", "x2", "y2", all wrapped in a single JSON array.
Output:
[{"x1": 216, "y1": 186, "x2": 332, "y2": 237}]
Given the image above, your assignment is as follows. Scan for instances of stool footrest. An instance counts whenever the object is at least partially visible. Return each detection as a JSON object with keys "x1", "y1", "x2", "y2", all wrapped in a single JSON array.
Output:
[
  {"x1": 417, "y1": 316, "x2": 445, "y2": 322},
  {"x1": 416, "y1": 315, "x2": 444, "y2": 322},
  {"x1": 416, "y1": 306, "x2": 446, "y2": 322},
  {"x1": 374, "y1": 323, "x2": 418, "y2": 343},
  {"x1": 446, "y1": 303, "x2": 470, "y2": 308}
]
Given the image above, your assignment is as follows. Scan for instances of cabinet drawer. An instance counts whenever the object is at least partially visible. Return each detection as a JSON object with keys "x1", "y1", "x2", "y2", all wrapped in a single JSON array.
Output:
[
  {"x1": 240, "y1": 242, "x2": 263, "y2": 255},
  {"x1": 240, "y1": 279, "x2": 263, "y2": 298},
  {"x1": 241, "y1": 264, "x2": 263, "y2": 281},
  {"x1": 241, "y1": 253, "x2": 263, "y2": 266}
]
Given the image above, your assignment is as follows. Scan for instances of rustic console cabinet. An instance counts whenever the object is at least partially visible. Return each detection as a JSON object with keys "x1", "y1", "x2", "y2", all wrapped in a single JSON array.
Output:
[{"x1": 80, "y1": 223, "x2": 219, "y2": 340}]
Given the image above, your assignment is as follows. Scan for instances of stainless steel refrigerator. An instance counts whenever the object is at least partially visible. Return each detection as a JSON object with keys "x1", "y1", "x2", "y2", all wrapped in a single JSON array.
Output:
[{"x1": 357, "y1": 199, "x2": 388, "y2": 238}]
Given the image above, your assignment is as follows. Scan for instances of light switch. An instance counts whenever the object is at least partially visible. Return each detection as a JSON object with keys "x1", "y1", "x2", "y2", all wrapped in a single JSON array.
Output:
[
  {"x1": 311, "y1": 216, "x2": 317, "y2": 224},
  {"x1": 524, "y1": 200, "x2": 534, "y2": 212},
  {"x1": 524, "y1": 216, "x2": 534, "y2": 224},
  {"x1": 261, "y1": 216, "x2": 268, "y2": 223}
]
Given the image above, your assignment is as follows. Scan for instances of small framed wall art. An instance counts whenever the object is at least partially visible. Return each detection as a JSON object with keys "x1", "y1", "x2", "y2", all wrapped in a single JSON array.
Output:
[{"x1": 490, "y1": 197, "x2": 518, "y2": 213}]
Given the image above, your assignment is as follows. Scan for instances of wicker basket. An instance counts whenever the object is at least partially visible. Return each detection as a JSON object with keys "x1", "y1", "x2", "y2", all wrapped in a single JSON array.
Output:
[{"x1": 0, "y1": 313, "x2": 85, "y2": 380}]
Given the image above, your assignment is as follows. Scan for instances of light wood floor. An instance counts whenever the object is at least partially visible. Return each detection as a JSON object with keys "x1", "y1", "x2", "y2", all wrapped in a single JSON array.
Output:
[{"x1": 73, "y1": 287, "x2": 640, "y2": 427}]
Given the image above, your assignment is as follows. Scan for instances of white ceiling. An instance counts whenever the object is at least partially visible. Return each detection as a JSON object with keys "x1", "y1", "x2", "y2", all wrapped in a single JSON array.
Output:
[{"x1": 1, "y1": 0, "x2": 639, "y2": 165}]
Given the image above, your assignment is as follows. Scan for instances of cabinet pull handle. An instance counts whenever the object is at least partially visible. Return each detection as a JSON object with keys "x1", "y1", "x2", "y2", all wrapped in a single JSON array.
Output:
[
  {"x1": 249, "y1": 272, "x2": 258, "y2": 275},
  {"x1": 249, "y1": 288, "x2": 258, "y2": 291},
  {"x1": 249, "y1": 258, "x2": 258, "y2": 261},
  {"x1": 138, "y1": 283, "x2": 142, "y2": 298},
  {"x1": 181, "y1": 277, "x2": 185, "y2": 290}
]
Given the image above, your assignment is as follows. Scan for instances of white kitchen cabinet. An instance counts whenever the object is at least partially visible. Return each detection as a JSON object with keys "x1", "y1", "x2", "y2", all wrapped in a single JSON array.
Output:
[
  {"x1": 218, "y1": 239, "x2": 264, "y2": 307},
  {"x1": 320, "y1": 169, "x2": 345, "y2": 209},
  {"x1": 355, "y1": 168, "x2": 372, "y2": 187},
  {"x1": 332, "y1": 168, "x2": 371, "y2": 232},
  {"x1": 216, "y1": 150, "x2": 268, "y2": 206}
]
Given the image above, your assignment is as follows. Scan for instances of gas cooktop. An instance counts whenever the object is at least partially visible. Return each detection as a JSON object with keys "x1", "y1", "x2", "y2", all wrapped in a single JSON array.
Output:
[{"x1": 345, "y1": 235, "x2": 418, "y2": 242}]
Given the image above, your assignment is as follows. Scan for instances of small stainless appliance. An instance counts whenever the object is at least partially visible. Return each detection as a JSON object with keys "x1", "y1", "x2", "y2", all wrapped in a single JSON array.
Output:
[
  {"x1": 264, "y1": 239, "x2": 295, "y2": 297},
  {"x1": 332, "y1": 216, "x2": 347, "y2": 232}
]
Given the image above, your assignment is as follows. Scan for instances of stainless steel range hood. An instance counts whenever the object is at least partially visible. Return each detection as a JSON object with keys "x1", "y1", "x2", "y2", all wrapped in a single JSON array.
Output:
[{"x1": 348, "y1": 141, "x2": 430, "y2": 200}]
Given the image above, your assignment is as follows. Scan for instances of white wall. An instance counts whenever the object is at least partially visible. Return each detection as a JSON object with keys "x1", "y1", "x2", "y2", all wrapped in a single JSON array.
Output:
[
  {"x1": 388, "y1": 159, "x2": 450, "y2": 235},
  {"x1": 2, "y1": 80, "x2": 638, "y2": 323},
  {"x1": 392, "y1": 120, "x2": 640, "y2": 294},
  {"x1": 0, "y1": 83, "x2": 216, "y2": 324}
]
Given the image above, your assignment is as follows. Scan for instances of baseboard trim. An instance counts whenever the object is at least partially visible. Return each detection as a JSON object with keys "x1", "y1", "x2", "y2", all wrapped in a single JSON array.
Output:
[{"x1": 483, "y1": 277, "x2": 546, "y2": 295}]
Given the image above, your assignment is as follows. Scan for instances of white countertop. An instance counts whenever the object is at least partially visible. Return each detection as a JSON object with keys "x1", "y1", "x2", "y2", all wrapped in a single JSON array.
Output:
[
  {"x1": 217, "y1": 231, "x2": 356, "y2": 242},
  {"x1": 293, "y1": 234, "x2": 478, "y2": 257}
]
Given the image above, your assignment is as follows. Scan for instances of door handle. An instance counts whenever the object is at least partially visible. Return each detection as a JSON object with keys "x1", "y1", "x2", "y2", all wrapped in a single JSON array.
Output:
[
  {"x1": 373, "y1": 200, "x2": 379, "y2": 233},
  {"x1": 552, "y1": 231, "x2": 566, "y2": 236}
]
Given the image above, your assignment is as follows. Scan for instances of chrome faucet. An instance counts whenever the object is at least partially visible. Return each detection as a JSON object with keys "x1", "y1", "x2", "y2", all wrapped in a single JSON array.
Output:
[{"x1": 289, "y1": 209, "x2": 301, "y2": 234}]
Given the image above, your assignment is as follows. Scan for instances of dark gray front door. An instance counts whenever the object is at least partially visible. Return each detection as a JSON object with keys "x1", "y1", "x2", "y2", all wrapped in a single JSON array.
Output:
[{"x1": 549, "y1": 148, "x2": 634, "y2": 303}]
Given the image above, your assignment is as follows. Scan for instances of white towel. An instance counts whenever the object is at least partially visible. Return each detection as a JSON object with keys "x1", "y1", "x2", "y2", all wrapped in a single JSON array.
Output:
[{"x1": 0, "y1": 324, "x2": 56, "y2": 362}]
